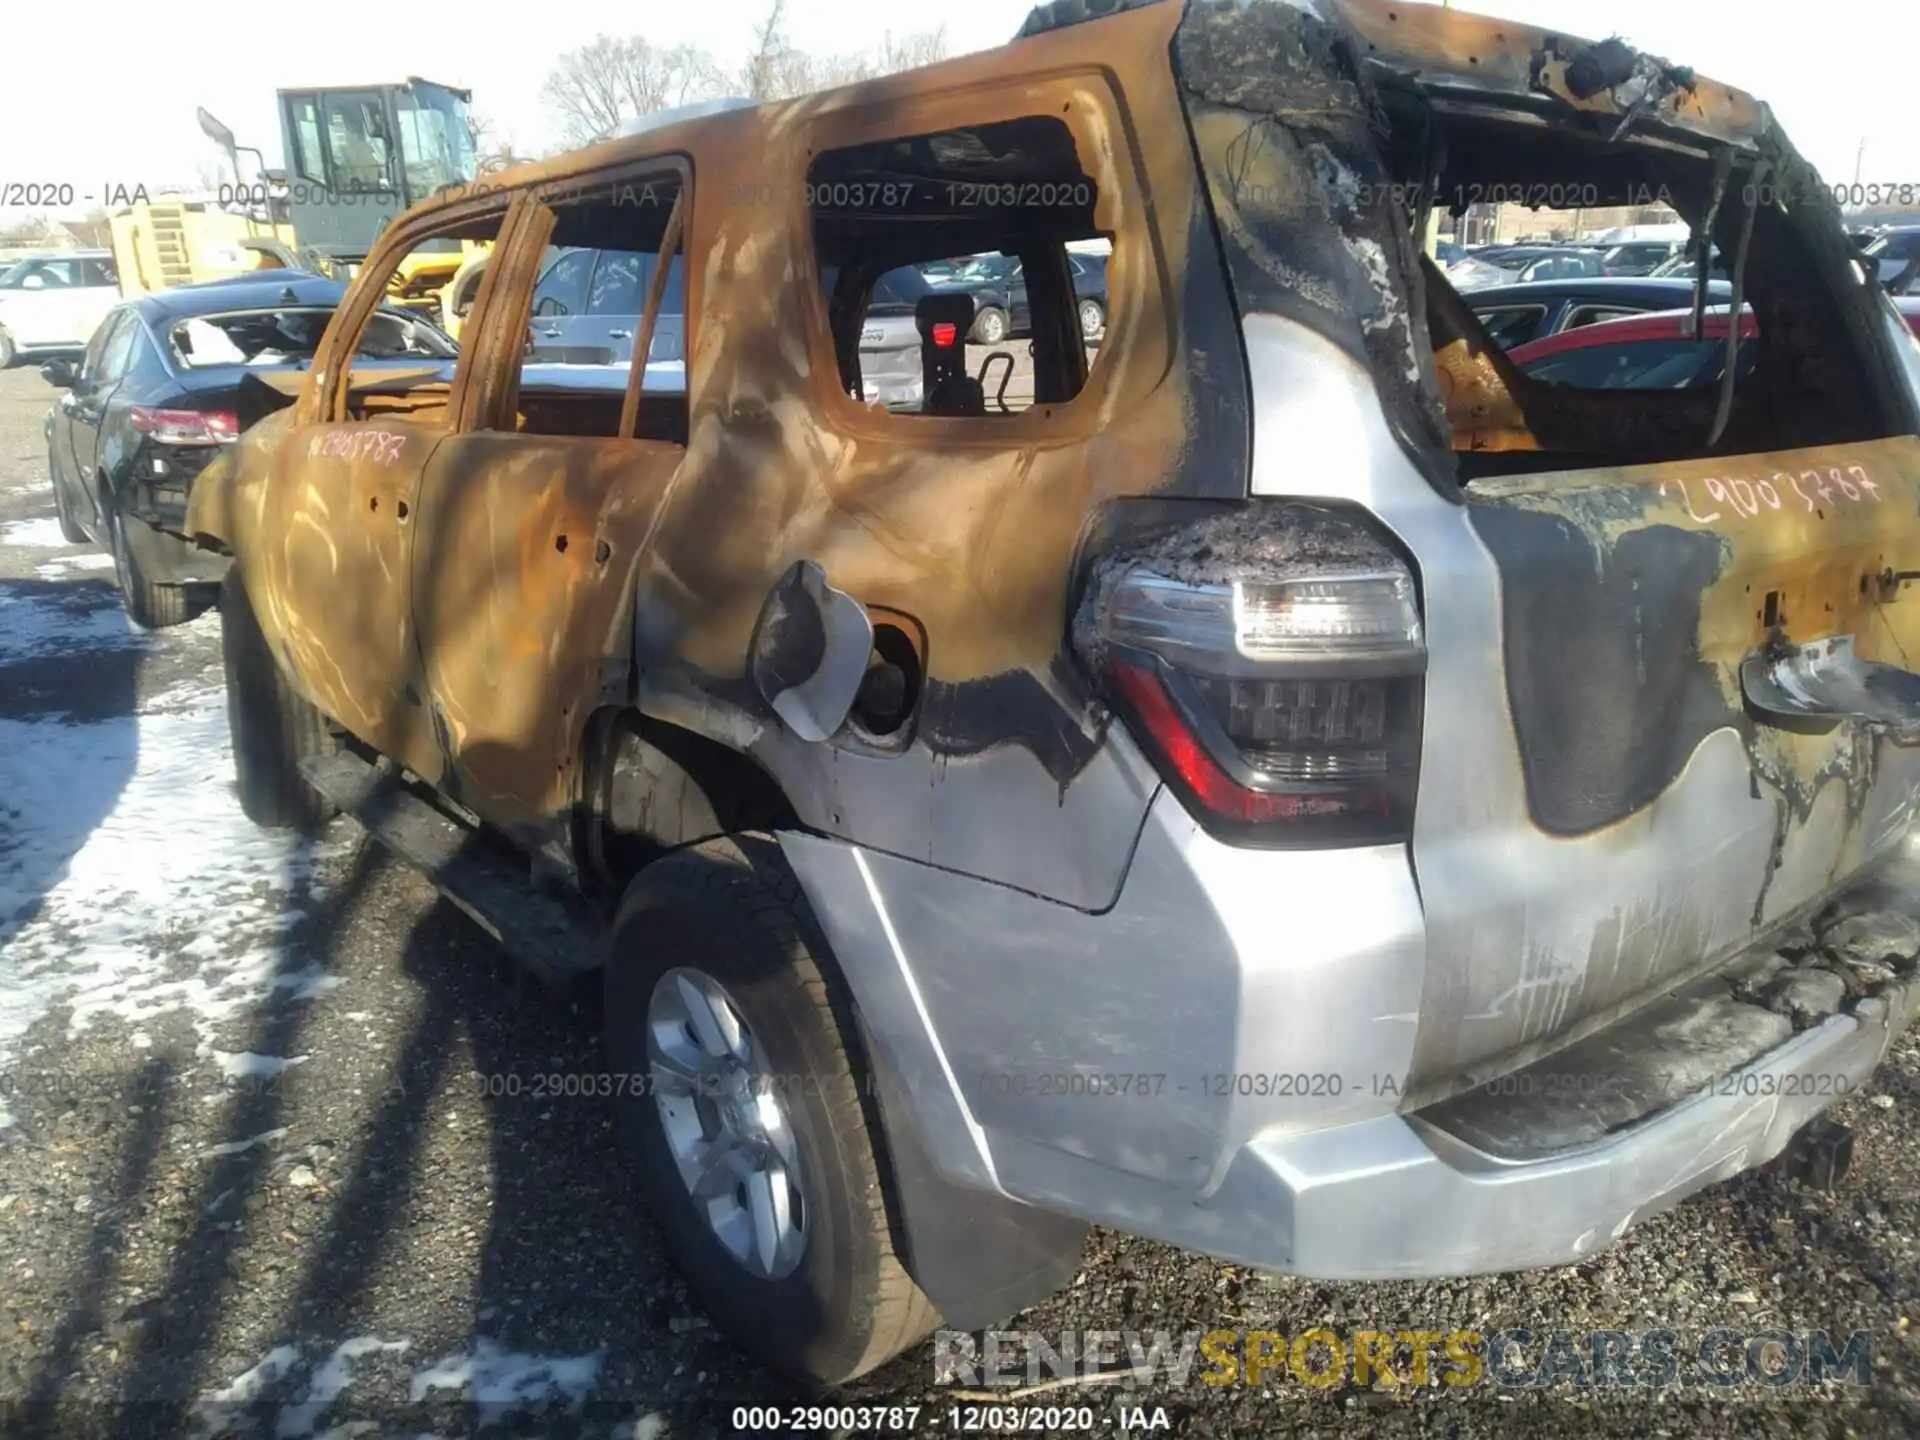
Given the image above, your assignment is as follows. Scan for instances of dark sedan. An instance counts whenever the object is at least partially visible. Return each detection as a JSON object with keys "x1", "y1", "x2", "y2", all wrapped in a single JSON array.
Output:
[
  {"x1": 1464, "y1": 275, "x2": 1736, "y2": 351},
  {"x1": 42, "y1": 272, "x2": 454, "y2": 627},
  {"x1": 931, "y1": 251, "x2": 1108, "y2": 344}
]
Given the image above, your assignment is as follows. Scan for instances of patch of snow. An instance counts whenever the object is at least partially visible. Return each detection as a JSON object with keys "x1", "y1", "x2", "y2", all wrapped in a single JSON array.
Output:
[
  {"x1": 34, "y1": 553, "x2": 115, "y2": 579},
  {"x1": 196, "y1": 1344, "x2": 303, "y2": 1434},
  {"x1": 1, "y1": 517, "x2": 74, "y2": 548},
  {"x1": 203, "y1": 1127, "x2": 288, "y2": 1158},
  {"x1": 410, "y1": 1339, "x2": 604, "y2": 1426},
  {"x1": 211, "y1": 1051, "x2": 309, "y2": 1081},
  {"x1": 274, "y1": 966, "x2": 346, "y2": 1001},
  {"x1": 0, "y1": 686, "x2": 346, "y2": 1125},
  {"x1": 276, "y1": 1337, "x2": 410, "y2": 1438},
  {"x1": 0, "y1": 587, "x2": 144, "y2": 661},
  {"x1": 195, "y1": 1338, "x2": 410, "y2": 1440}
]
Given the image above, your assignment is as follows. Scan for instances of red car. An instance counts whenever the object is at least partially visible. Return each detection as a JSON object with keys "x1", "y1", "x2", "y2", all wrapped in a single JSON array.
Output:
[{"x1": 1508, "y1": 297, "x2": 1920, "y2": 388}]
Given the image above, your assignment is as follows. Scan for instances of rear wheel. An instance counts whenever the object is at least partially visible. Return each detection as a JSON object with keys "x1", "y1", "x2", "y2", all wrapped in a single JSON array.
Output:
[
  {"x1": 1078, "y1": 297, "x2": 1105, "y2": 341},
  {"x1": 971, "y1": 306, "x2": 1008, "y2": 346},
  {"x1": 604, "y1": 836, "x2": 936, "y2": 1386},
  {"x1": 108, "y1": 506, "x2": 193, "y2": 628},
  {"x1": 220, "y1": 568, "x2": 339, "y2": 831},
  {"x1": 0, "y1": 328, "x2": 15, "y2": 369}
]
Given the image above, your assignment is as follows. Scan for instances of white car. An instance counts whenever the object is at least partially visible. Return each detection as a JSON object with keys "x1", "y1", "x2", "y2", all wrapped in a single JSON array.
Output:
[{"x1": 0, "y1": 251, "x2": 121, "y2": 367}]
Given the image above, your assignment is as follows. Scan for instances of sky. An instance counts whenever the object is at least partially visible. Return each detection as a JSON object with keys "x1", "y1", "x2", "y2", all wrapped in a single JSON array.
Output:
[{"x1": 1, "y1": 0, "x2": 1912, "y2": 222}]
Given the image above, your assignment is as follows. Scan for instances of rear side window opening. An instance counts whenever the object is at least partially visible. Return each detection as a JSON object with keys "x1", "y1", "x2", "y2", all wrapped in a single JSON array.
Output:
[
  {"x1": 493, "y1": 170, "x2": 691, "y2": 445},
  {"x1": 807, "y1": 115, "x2": 1111, "y2": 421}
]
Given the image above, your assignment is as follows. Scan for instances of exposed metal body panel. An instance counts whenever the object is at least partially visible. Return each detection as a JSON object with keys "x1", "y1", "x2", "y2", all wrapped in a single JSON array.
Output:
[
  {"x1": 782, "y1": 790, "x2": 1920, "y2": 1279},
  {"x1": 189, "y1": 1, "x2": 1235, "y2": 912},
  {"x1": 1239, "y1": 312, "x2": 1920, "y2": 1091}
]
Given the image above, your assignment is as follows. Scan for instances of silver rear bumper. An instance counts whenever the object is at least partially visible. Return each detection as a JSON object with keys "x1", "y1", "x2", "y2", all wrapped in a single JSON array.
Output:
[
  {"x1": 1207, "y1": 974, "x2": 1918, "y2": 1276},
  {"x1": 781, "y1": 795, "x2": 1920, "y2": 1279}
]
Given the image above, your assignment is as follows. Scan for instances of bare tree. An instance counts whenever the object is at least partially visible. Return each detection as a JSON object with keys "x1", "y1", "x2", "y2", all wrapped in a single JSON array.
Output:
[
  {"x1": 0, "y1": 216, "x2": 59, "y2": 248},
  {"x1": 543, "y1": 11, "x2": 953, "y2": 137},
  {"x1": 465, "y1": 109, "x2": 499, "y2": 157},
  {"x1": 64, "y1": 209, "x2": 114, "y2": 248},
  {"x1": 737, "y1": 3, "x2": 950, "y2": 101},
  {"x1": 738, "y1": 0, "x2": 809, "y2": 101},
  {"x1": 541, "y1": 34, "x2": 727, "y2": 146},
  {"x1": 465, "y1": 111, "x2": 531, "y2": 175},
  {"x1": 874, "y1": 27, "x2": 951, "y2": 74}
]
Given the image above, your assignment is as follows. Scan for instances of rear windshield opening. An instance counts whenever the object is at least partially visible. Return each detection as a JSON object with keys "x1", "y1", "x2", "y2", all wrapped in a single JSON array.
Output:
[
  {"x1": 169, "y1": 307, "x2": 456, "y2": 369},
  {"x1": 1396, "y1": 110, "x2": 1912, "y2": 483},
  {"x1": 808, "y1": 116, "x2": 1110, "y2": 419}
]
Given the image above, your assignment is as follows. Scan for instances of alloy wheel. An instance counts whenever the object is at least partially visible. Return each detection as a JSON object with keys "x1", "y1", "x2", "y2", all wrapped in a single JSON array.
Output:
[{"x1": 647, "y1": 965, "x2": 809, "y2": 1281}]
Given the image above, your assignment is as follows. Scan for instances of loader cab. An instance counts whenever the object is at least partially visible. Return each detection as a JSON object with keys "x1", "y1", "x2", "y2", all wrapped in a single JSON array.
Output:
[{"x1": 276, "y1": 78, "x2": 477, "y2": 270}]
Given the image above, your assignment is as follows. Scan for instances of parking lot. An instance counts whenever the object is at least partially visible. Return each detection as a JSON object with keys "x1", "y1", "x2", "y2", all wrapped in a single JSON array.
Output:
[{"x1": 0, "y1": 356, "x2": 1917, "y2": 1438}]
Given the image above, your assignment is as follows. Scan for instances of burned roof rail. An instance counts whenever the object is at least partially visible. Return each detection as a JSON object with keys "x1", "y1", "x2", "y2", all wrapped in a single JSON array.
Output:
[{"x1": 1330, "y1": 0, "x2": 1770, "y2": 150}]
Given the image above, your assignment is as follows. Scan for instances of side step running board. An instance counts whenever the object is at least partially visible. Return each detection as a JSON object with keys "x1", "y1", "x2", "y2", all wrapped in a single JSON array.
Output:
[{"x1": 301, "y1": 751, "x2": 604, "y2": 986}]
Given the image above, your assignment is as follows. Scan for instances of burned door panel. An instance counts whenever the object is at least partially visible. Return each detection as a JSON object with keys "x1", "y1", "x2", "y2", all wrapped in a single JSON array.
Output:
[
  {"x1": 409, "y1": 433, "x2": 684, "y2": 835},
  {"x1": 251, "y1": 417, "x2": 443, "y2": 779}
]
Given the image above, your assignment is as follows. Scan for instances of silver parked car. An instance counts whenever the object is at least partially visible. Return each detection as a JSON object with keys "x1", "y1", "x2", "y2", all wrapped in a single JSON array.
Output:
[
  {"x1": 526, "y1": 245, "x2": 686, "y2": 365},
  {"x1": 855, "y1": 267, "x2": 937, "y2": 408}
]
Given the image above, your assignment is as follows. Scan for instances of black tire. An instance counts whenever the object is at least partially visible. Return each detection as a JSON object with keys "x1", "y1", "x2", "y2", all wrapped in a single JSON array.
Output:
[
  {"x1": 970, "y1": 306, "x2": 1008, "y2": 346},
  {"x1": 604, "y1": 836, "x2": 937, "y2": 1386},
  {"x1": 50, "y1": 463, "x2": 89, "y2": 544},
  {"x1": 108, "y1": 507, "x2": 195, "y2": 628},
  {"x1": 220, "y1": 568, "x2": 339, "y2": 832},
  {"x1": 1078, "y1": 297, "x2": 1105, "y2": 342},
  {"x1": 0, "y1": 328, "x2": 15, "y2": 369}
]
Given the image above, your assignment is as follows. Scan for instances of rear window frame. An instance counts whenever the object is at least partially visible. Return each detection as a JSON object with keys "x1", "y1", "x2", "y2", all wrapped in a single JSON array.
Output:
[
  {"x1": 310, "y1": 189, "x2": 519, "y2": 426},
  {"x1": 792, "y1": 71, "x2": 1156, "y2": 444}
]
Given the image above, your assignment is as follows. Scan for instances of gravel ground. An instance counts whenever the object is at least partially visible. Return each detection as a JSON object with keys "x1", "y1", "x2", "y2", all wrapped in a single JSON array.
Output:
[{"x1": 0, "y1": 361, "x2": 1916, "y2": 1439}]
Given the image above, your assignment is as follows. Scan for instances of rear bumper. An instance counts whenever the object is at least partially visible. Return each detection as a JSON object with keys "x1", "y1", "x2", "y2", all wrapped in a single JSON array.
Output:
[
  {"x1": 782, "y1": 793, "x2": 1920, "y2": 1280},
  {"x1": 123, "y1": 510, "x2": 230, "y2": 586},
  {"x1": 1210, "y1": 967, "x2": 1918, "y2": 1277},
  {"x1": 859, "y1": 365, "x2": 922, "y2": 409}
]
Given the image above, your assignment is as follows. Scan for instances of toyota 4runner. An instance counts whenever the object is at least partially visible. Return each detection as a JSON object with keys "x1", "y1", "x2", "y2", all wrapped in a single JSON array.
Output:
[{"x1": 186, "y1": 0, "x2": 1920, "y2": 1386}]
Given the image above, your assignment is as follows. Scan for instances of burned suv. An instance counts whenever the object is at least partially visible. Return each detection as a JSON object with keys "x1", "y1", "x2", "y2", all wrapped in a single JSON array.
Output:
[{"x1": 188, "y1": 0, "x2": 1920, "y2": 1386}]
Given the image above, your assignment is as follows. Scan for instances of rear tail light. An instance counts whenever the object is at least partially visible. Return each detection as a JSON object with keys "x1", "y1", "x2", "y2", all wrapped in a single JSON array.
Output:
[
  {"x1": 129, "y1": 406, "x2": 238, "y2": 445},
  {"x1": 1076, "y1": 504, "x2": 1425, "y2": 846}
]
